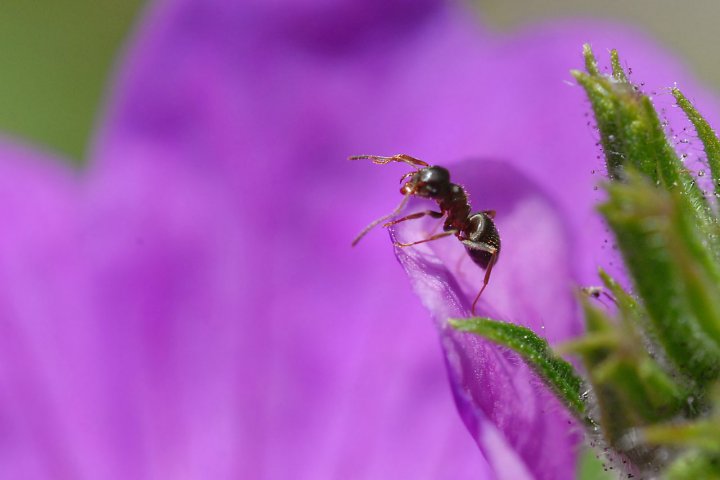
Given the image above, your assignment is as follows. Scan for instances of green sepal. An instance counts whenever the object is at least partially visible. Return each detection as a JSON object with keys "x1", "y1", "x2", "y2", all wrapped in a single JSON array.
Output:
[
  {"x1": 600, "y1": 174, "x2": 720, "y2": 383},
  {"x1": 573, "y1": 45, "x2": 714, "y2": 230},
  {"x1": 645, "y1": 386, "x2": 720, "y2": 478},
  {"x1": 577, "y1": 447, "x2": 616, "y2": 480},
  {"x1": 598, "y1": 269, "x2": 635, "y2": 308},
  {"x1": 573, "y1": 299, "x2": 634, "y2": 449},
  {"x1": 609, "y1": 49, "x2": 629, "y2": 83},
  {"x1": 575, "y1": 45, "x2": 720, "y2": 479},
  {"x1": 593, "y1": 357, "x2": 683, "y2": 420},
  {"x1": 583, "y1": 43, "x2": 600, "y2": 76},
  {"x1": 597, "y1": 268, "x2": 652, "y2": 333},
  {"x1": 672, "y1": 87, "x2": 720, "y2": 197},
  {"x1": 666, "y1": 452, "x2": 720, "y2": 480},
  {"x1": 572, "y1": 299, "x2": 685, "y2": 453},
  {"x1": 449, "y1": 317, "x2": 585, "y2": 416},
  {"x1": 642, "y1": 420, "x2": 720, "y2": 452}
]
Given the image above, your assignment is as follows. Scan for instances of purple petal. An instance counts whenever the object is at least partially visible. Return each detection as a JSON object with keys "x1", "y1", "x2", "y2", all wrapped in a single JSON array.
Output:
[
  {"x1": 1, "y1": 0, "x2": 718, "y2": 478},
  {"x1": 390, "y1": 160, "x2": 581, "y2": 479},
  {"x1": 0, "y1": 141, "x2": 84, "y2": 478}
]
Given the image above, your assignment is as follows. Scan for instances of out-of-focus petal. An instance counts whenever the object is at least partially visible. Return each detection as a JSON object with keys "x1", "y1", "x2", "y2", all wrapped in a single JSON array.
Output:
[
  {"x1": 90, "y1": 1, "x2": 497, "y2": 478},
  {"x1": 391, "y1": 160, "x2": 581, "y2": 480},
  {"x1": 0, "y1": 141, "x2": 84, "y2": 478}
]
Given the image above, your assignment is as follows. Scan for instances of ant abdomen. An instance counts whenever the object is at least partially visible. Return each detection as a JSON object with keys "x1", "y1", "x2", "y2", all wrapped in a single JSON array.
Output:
[{"x1": 463, "y1": 212, "x2": 501, "y2": 270}]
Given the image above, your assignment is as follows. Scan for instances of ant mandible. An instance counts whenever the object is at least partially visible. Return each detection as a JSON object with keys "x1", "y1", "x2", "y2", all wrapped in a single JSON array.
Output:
[{"x1": 350, "y1": 153, "x2": 501, "y2": 315}]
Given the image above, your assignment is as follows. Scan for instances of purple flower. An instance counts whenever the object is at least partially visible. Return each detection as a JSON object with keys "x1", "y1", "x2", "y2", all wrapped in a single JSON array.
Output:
[{"x1": 0, "y1": 0, "x2": 716, "y2": 478}]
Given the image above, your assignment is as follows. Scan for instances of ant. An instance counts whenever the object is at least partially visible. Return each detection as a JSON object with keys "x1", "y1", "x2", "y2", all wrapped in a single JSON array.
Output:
[{"x1": 350, "y1": 153, "x2": 501, "y2": 315}]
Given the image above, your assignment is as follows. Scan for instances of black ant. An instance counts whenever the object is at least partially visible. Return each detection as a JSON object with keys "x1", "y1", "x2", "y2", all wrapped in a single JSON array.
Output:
[{"x1": 350, "y1": 153, "x2": 500, "y2": 315}]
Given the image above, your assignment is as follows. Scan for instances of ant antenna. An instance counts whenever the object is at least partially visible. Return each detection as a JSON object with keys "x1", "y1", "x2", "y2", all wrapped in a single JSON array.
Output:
[
  {"x1": 349, "y1": 154, "x2": 429, "y2": 168},
  {"x1": 351, "y1": 193, "x2": 411, "y2": 247}
]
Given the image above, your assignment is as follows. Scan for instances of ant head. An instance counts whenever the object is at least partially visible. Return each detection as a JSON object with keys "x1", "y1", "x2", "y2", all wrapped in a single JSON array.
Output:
[{"x1": 401, "y1": 166, "x2": 450, "y2": 199}]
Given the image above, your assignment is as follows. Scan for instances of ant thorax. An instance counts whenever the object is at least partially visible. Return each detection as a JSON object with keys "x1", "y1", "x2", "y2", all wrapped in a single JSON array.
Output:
[{"x1": 439, "y1": 184, "x2": 472, "y2": 232}]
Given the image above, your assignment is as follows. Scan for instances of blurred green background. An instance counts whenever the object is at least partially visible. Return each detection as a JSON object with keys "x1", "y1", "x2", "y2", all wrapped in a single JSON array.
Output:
[
  {"x1": 1, "y1": 0, "x2": 717, "y2": 164},
  {"x1": 0, "y1": 0, "x2": 144, "y2": 163},
  {"x1": 483, "y1": 0, "x2": 720, "y2": 85}
]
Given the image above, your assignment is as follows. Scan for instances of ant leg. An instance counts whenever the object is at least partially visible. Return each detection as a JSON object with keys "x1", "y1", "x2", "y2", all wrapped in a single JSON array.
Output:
[
  {"x1": 455, "y1": 250, "x2": 469, "y2": 275},
  {"x1": 352, "y1": 194, "x2": 411, "y2": 247},
  {"x1": 349, "y1": 153, "x2": 429, "y2": 168},
  {"x1": 383, "y1": 210, "x2": 443, "y2": 227},
  {"x1": 460, "y1": 240, "x2": 498, "y2": 315},
  {"x1": 427, "y1": 217, "x2": 445, "y2": 235},
  {"x1": 394, "y1": 229, "x2": 458, "y2": 248},
  {"x1": 471, "y1": 252, "x2": 498, "y2": 315}
]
